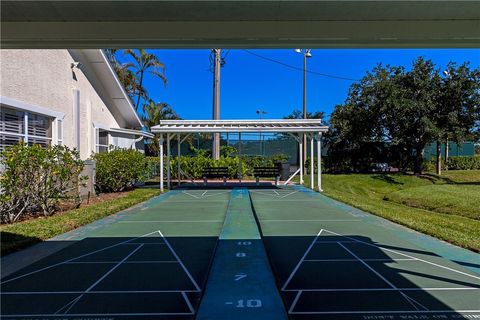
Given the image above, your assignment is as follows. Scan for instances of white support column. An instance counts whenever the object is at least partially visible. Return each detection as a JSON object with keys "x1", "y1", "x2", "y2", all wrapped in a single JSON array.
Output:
[
  {"x1": 299, "y1": 134, "x2": 304, "y2": 185},
  {"x1": 177, "y1": 133, "x2": 181, "y2": 186},
  {"x1": 159, "y1": 134, "x2": 164, "y2": 192},
  {"x1": 310, "y1": 134, "x2": 314, "y2": 190},
  {"x1": 167, "y1": 133, "x2": 171, "y2": 190},
  {"x1": 317, "y1": 133, "x2": 323, "y2": 192}
]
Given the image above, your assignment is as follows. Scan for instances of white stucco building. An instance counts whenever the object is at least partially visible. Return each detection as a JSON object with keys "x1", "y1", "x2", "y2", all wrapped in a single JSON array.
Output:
[{"x1": 0, "y1": 49, "x2": 152, "y2": 159}]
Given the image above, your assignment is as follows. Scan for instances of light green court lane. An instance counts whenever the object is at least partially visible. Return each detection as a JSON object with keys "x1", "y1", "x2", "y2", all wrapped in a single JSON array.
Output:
[
  {"x1": 250, "y1": 186, "x2": 480, "y2": 320},
  {"x1": 1, "y1": 189, "x2": 232, "y2": 320}
]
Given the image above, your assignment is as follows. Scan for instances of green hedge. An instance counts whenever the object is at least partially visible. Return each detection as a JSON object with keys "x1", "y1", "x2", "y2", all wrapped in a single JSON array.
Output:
[
  {"x1": 0, "y1": 144, "x2": 84, "y2": 223},
  {"x1": 146, "y1": 153, "x2": 288, "y2": 180},
  {"x1": 446, "y1": 156, "x2": 480, "y2": 170},
  {"x1": 424, "y1": 155, "x2": 480, "y2": 171},
  {"x1": 92, "y1": 149, "x2": 147, "y2": 193}
]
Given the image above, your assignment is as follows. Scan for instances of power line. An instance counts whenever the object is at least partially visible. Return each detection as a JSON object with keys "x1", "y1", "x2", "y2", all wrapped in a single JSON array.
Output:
[{"x1": 242, "y1": 49, "x2": 359, "y2": 82}]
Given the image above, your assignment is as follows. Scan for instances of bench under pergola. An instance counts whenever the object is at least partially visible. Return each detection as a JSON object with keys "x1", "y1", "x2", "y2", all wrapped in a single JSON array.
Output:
[{"x1": 151, "y1": 119, "x2": 329, "y2": 192}]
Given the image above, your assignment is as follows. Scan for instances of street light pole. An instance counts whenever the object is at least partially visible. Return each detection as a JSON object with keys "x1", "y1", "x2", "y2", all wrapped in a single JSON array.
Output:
[
  {"x1": 295, "y1": 49, "x2": 312, "y2": 180},
  {"x1": 212, "y1": 49, "x2": 221, "y2": 160}
]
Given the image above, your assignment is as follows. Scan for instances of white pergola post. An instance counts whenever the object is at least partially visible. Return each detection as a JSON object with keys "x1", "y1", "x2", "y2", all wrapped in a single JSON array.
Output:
[
  {"x1": 310, "y1": 134, "x2": 314, "y2": 190},
  {"x1": 177, "y1": 133, "x2": 181, "y2": 186},
  {"x1": 299, "y1": 134, "x2": 304, "y2": 185},
  {"x1": 317, "y1": 133, "x2": 323, "y2": 192},
  {"x1": 167, "y1": 133, "x2": 171, "y2": 190},
  {"x1": 159, "y1": 134, "x2": 164, "y2": 192}
]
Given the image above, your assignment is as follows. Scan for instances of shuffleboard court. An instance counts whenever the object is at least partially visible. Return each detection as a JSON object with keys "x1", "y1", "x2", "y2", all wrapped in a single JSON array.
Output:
[
  {"x1": 1, "y1": 190, "x2": 231, "y2": 320},
  {"x1": 249, "y1": 187, "x2": 480, "y2": 320}
]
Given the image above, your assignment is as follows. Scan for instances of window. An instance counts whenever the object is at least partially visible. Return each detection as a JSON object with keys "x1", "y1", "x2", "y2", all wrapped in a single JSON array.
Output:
[
  {"x1": 57, "y1": 119, "x2": 63, "y2": 145},
  {"x1": 0, "y1": 105, "x2": 53, "y2": 151},
  {"x1": 96, "y1": 129, "x2": 109, "y2": 153}
]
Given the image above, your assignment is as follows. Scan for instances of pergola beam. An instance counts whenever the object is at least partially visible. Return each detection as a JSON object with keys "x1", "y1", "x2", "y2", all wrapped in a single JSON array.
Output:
[{"x1": 155, "y1": 119, "x2": 328, "y2": 192}]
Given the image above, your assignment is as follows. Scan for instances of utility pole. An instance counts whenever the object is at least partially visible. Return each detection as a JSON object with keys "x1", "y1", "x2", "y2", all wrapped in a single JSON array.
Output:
[{"x1": 212, "y1": 49, "x2": 221, "y2": 160}]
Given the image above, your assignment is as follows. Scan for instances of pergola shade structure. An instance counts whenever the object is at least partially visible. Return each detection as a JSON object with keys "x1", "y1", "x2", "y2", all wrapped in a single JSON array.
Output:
[{"x1": 151, "y1": 119, "x2": 329, "y2": 191}]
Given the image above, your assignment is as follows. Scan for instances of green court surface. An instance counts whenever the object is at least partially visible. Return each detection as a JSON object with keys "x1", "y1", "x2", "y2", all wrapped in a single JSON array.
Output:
[
  {"x1": 1, "y1": 190, "x2": 231, "y2": 319},
  {"x1": 249, "y1": 187, "x2": 480, "y2": 320},
  {"x1": 1, "y1": 186, "x2": 479, "y2": 320}
]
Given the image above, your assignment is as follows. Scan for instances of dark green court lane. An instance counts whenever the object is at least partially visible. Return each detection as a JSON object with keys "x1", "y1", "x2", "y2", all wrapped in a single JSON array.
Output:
[
  {"x1": 1, "y1": 190, "x2": 231, "y2": 320},
  {"x1": 249, "y1": 187, "x2": 480, "y2": 320}
]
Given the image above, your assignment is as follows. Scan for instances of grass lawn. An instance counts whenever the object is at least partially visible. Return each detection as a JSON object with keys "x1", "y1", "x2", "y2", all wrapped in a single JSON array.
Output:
[
  {"x1": 386, "y1": 185, "x2": 480, "y2": 220},
  {"x1": 0, "y1": 188, "x2": 160, "y2": 256},
  {"x1": 307, "y1": 170, "x2": 480, "y2": 252}
]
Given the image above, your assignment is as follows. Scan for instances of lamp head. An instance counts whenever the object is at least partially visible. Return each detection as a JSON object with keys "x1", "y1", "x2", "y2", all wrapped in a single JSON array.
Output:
[
  {"x1": 294, "y1": 49, "x2": 302, "y2": 53},
  {"x1": 305, "y1": 49, "x2": 312, "y2": 58}
]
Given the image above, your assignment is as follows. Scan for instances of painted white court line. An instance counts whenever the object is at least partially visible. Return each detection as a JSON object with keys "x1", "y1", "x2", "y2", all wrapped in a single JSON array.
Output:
[
  {"x1": 2, "y1": 289, "x2": 203, "y2": 295},
  {"x1": 281, "y1": 287, "x2": 480, "y2": 292},
  {"x1": 64, "y1": 261, "x2": 179, "y2": 264},
  {"x1": 58, "y1": 244, "x2": 145, "y2": 314},
  {"x1": 289, "y1": 290, "x2": 303, "y2": 313},
  {"x1": 281, "y1": 229, "x2": 324, "y2": 291},
  {"x1": 181, "y1": 190, "x2": 230, "y2": 200},
  {"x1": 337, "y1": 242, "x2": 425, "y2": 312},
  {"x1": 262, "y1": 219, "x2": 360, "y2": 222},
  {"x1": 1, "y1": 230, "x2": 161, "y2": 284},
  {"x1": 2, "y1": 312, "x2": 197, "y2": 317},
  {"x1": 303, "y1": 258, "x2": 417, "y2": 262},
  {"x1": 157, "y1": 230, "x2": 201, "y2": 292},
  {"x1": 119, "y1": 220, "x2": 224, "y2": 223},
  {"x1": 315, "y1": 240, "x2": 358, "y2": 243},
  {"x1": 323, "y1": 229, "x2": 480, "y2": 281},
  {"x1": 162, "y1": 200, "x2": 228, "y2": 203},
  {"x1": 7, "y1": 287, "x2": 477, "y2": 296},
  {"x1": 182, "y1": 291, "x2": 195, "y2": 314},
  {"x1": 121, "y1": 242, "x2": 166, "y2": 245},
  {"x1": 289, "y1": 310, "x2": 480, "y2": 315}
]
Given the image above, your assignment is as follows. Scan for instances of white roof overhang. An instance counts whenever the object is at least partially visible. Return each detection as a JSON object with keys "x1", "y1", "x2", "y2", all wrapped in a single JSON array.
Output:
[
  {"x1": 151, "y1": 119, "x2": 329, "y2": 134},
  {"x1": 69, "y1": 49, "x2": 143, "y2": 129},
  {"x1": 109, "y1": 127, "x2": 154, "y2": 139}
]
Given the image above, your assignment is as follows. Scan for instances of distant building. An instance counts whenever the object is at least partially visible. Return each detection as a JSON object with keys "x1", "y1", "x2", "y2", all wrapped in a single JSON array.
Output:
[{"x1": 0, "y1": 49, "x2": 152, "y2": 159}]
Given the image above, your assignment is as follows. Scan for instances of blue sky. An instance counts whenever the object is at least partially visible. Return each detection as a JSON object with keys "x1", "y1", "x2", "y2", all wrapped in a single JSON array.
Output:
[{"x1": 138, "y1": 49, "x2": 479, "y2": 121}]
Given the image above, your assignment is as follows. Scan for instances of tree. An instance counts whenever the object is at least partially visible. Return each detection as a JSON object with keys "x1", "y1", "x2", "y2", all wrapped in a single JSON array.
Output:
[
  {"x1": 436, "y1": 62, "x2": 480, "y2": 172},
  {"x1": 105, "y1": 49, "x2": 148, "y2": 104},
  {"x1": 284, "y1": 109, "x2": 325, "y2": 120},
  {"x1": 328, "y1": 58, "x2": 446, "y2": 175},
  {"x1": 142, "y1": 101, "x2": 180, "y2": 156},
  {"x1": 124, "y1": 49, "x2": 167, "y2": 111}
]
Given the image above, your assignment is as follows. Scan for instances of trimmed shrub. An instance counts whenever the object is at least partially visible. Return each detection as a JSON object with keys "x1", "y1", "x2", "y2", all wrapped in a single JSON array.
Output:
[
  {"x1": 166, "y1": 153, "x2": 288, "y2": 180},
  {"x1": 0, "y1": 144, "x2": 84, "y2": 223},
  {"x1": 92, "y1": 148, "x2": 146, "y2": 193},
  {"x1": 446, "y1": 156, "x2": 480, "y2": 170}
]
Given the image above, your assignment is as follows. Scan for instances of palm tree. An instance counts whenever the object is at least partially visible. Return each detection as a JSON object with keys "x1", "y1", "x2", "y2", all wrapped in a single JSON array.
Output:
[
  {"x1": 124, "y1": 49, "x2": 167, "y2": 111},
  {"x1": 143, "y1": 101, "x2": 180, "y2": 155},
  {"x1": 105, "y1": 49, "x2": 148, "y2": 103}
]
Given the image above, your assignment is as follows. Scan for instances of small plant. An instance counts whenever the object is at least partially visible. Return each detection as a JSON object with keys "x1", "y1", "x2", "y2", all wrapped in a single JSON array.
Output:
[
  {"x1": 92, "y1": 148, "x2": 147, "y2": 193},
  {"x1": 0, "y1": 144, "x2": 84, "y2": 223}
]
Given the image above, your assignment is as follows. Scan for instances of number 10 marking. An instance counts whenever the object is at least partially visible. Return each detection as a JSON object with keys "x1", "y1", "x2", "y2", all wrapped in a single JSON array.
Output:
[{"x1": 236, "y1": 299, "x2": 262, "y2": 308}]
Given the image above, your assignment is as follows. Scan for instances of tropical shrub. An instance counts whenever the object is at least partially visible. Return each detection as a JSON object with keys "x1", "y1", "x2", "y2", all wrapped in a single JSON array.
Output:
[
  {"x1": 446, "y1": 156, "x2": 480, "y2": 170},
  {"x1": 0, "y1": 144, "x2": 84, "y2": 223},
  {"x1": 92, "y1": 148, "x2": 146, "y2": 193},
  {"x1": 165, "y1": 153, "x2": 288, "y2": 179}
]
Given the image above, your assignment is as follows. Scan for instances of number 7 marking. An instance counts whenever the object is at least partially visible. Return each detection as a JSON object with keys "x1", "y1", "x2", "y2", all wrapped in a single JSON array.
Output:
[{"x1": 234, "y1": 273, "x2": 247, "y2": 281}]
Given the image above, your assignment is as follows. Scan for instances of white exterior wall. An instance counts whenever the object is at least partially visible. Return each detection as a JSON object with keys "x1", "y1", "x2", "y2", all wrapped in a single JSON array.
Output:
[{"x1": 0, "y1": 49, "x2": 141, "y2": 159}]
